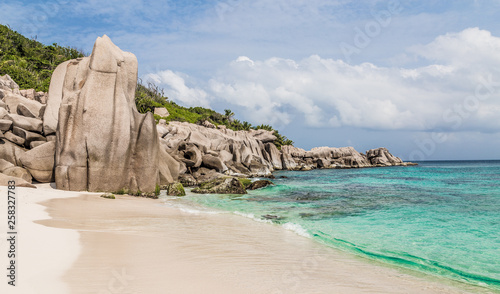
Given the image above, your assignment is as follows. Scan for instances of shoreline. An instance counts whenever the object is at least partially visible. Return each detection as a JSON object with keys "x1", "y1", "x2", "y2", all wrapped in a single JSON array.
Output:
[
  {"x1": 0, "y1": 184, "x2": 488, "y2": 294},
  {"x1": 3, "y1": 184, "x2": 492, "y2": 293}
]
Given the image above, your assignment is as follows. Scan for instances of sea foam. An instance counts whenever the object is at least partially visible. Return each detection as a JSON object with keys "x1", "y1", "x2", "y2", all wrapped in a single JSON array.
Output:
[
  {"x1": 282, "y1": 222, "x2": 311, "y2": 238},
  {"x1": 233, "y1": 211, "x2": 273, "y2": 223}
]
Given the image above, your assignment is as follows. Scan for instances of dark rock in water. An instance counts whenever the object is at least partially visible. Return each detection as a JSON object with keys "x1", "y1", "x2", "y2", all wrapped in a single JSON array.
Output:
[
  {"x1": 262, "y1": 214, "x2": 280, "y2": 220},
  {"x1": 166, "y1": 182, "x2": 186, "y2": 196},
  {"x1": 279, "y1": 176, "x2": 288, "y2": 179},
  {"x1": 247, "y1": 180, "x2": 274, "y2": 190},
  {"x1": 265, "y1": 174, "x2": 276, "y2": 179},
  {"x1": 192, "y1": 177, "x2": 247, "y2": 194},
  {"x1": 293, "y1": 193, "x2": 321, "y2": 201}
]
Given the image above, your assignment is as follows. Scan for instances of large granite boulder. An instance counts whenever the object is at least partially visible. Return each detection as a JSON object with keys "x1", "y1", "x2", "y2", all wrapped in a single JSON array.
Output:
[
  {"x1": 51, "y1": 35, "x2": 171, "y2": 194},
  {"x1": 0, "y1": 173, "x2": 36, "y2": 188},
  {"x1": 0, "y1": 119, "x2": 12, "y2": 132},
  {"x1": 0, "y1": 74, "x2": 19, "y2": 92},
  {"x1": 201, "y1": 154, "x2": 227, "y2": 173},
  {"x1": 19, "y1": 141, "x2": 55, "y2": 183},
  {"x1": 0, "y1": 159, "x2": 14, "y2": 172},
  {"x1": 3, "y1": 132, "x2": 25, "y2": 146},
  {"x1": 2, "y1": 166, "x2": 32, "y2": 183},
  {"x1": 154, "y1": 107, "x2": 169, "y2": 117},
  {"x1": 0, "y1": 107, "x2": 9, "y2": 119},
  {"x1": 0, "y1": 139, "x2": 25, "y2": 166},
  {"x1": 3, "y1": 93, "x2": 44, "y2": 119},
  {"x1": 12, "y1": 127, "x2": 46, "y2": 148},
  {"x1": 6, "y1": 114, "x2": 43, "y2": 133}
]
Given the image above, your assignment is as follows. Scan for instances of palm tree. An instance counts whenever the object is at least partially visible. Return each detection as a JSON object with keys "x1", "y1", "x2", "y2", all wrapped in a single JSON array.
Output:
[
  {"x1": 224, "y1": 109, "x2": 235, "y2": 122},
  {"x1": 241, "y1": 121, "x2": 252, "y2": 130}
]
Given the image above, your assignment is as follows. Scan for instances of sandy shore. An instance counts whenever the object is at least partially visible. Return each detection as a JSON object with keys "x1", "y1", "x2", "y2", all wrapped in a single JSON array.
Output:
[{"x1": 0, "y1": 184, "x2": 492, "y2": 294}]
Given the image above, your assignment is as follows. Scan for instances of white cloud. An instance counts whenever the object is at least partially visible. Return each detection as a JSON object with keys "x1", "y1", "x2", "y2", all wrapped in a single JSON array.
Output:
[
  {"x1": 151, "y1": 28, "x2": 500, "y2": 133},
  {"x1": 145, "y1": 71, "x2": 209, "y2": 107}
]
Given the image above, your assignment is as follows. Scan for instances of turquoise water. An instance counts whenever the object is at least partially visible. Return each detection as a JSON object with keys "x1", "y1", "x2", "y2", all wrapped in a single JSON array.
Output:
[{"x1": 181, "y1": 161, "x2": 500, "y2": 291}]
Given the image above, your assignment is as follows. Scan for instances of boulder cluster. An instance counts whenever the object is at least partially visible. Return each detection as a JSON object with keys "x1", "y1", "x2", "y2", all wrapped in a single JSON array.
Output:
[
  {"x1": 0, "y1": 74, "x2": 53, "y2": 188},
  {"x1": 157, "y1": 121, "x2": 416, "y2": 191},
  {"x1": 0, "y1": 35, "x2": 415, "y2": 195}
]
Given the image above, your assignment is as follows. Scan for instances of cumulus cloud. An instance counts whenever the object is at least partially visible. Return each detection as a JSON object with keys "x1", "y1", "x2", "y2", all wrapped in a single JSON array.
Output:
[
  {"x1": 203, "y1": 28, "x2": 500, "y2": 132},
  {"x1": 145, "y1": 28, "x2": 500, "y2": 133},
  {"x1": 145, "y1": 71, "x2": 209, "y2": 107}
]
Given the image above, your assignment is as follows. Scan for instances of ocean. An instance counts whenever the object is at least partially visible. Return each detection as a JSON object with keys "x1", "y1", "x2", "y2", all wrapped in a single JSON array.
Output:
[{"x1": 164, "y1": 161, "x2": 500, "y2": 292}]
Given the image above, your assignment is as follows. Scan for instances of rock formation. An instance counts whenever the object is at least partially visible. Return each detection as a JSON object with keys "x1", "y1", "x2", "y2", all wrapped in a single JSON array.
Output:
[
  {"x1": 51, "y1": 35, "x2": 175, "y2": 194},
  {"x1": 0, "y1": 37, "x2": 415, "y2": 195},
  {"x1": 157, "y1": 121, "x2": 415, "y2": 187}
]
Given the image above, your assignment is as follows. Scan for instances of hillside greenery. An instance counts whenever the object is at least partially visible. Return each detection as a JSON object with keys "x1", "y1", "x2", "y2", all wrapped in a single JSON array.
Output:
[
  {"x1": 0, "y1": 24, "x2": 85, "y2": 92},
  {"x1": 0, "y1": 23, "x2": 293, "y2": 148},
  {"x1": 135, "y1": 81, "x2": 293, "y2": 148}
]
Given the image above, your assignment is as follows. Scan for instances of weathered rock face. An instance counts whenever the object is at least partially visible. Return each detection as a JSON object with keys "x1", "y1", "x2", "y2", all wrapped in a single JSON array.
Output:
[
  {"x1": 20, "y1": 141, "x2": 55, "y2": 183},
  {"x1": 52, "y1": 35, "x2": 168, "y2": 193},
  {"x1": 154, "y1": 107, "x2": 169, "y2": 118},
  {"x1": 161, "y1": 121, "x2": 275, "y2": 178},
  {"x1": 0, "y1": 74, "x2": 20, "y2": 93},
  {"x1": 0, "y1": 173, "x2": 36, "y2": 188},
  {"x1": 366, "y1": 147, "x2": 404, "y2": 166},
  {"x1": 156, "y1": 120, "x2": 414, "y2": 186},
  {"x1": 43, "y1": 60, "x2": 70, "y2": 136},
  {"x1": 280, "y1": 145, "x2": 399, "y2": 170}
]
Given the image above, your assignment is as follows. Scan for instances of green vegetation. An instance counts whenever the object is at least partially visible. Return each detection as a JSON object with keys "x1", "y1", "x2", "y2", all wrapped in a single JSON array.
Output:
[
  {"x1": 114, "y1": 188, "x2": 127, "y2": 195},
  {"x1": 155, "y1": 184, "x2": 161, "y2": 196},
  {"x1": 135, "y1": 81, "x2": 294, "y2": 148},
  {"x1": 0, "y1": 24, "x2": 85, "y2": 92}
]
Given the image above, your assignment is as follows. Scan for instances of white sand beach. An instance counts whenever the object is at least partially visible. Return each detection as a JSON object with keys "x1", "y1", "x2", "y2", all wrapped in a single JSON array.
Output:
[{"x1": 0, "y1": 185, "x2": 491, "y2": 294}]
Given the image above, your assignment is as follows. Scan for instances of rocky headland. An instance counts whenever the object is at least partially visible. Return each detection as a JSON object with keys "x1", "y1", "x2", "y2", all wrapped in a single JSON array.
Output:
[{"x1": 0, "y1": 36, "x2": 415, "y2": 196}]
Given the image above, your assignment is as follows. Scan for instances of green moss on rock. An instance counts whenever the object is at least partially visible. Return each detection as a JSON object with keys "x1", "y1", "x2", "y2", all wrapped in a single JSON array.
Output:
[
  {"x1": 238, "y1": 178, "x2": 252, "y2": 188},
  {"x1": 166, "y1": 182, "x2": 186, "y2": 196},
  {"x1": 100, "y1": 193, "x2": 115, "y2": 199},
  {"x1": 193, "y1": 177, "x2": 247, "y2": 194}
]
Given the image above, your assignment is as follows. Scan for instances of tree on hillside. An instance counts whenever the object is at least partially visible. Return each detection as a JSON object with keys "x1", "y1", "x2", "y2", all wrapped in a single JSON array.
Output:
[
  {"x1": 224, "y1": 109, "x2": 234, "y2": 122},
  {"x1": 241, "y1": 121, "x2": 252, "y2": 130}
]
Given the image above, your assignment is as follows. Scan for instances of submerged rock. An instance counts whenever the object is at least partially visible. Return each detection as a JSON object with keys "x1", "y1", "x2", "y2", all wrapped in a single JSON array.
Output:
[{"x1": 247, "y1": 179, "x2": 274, "y2": 190}]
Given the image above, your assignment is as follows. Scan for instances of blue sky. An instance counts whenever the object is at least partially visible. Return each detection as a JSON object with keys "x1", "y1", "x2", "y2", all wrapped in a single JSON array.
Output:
[{"x1": 2, "y1": 0, "x2": 500, "y2": 160}]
